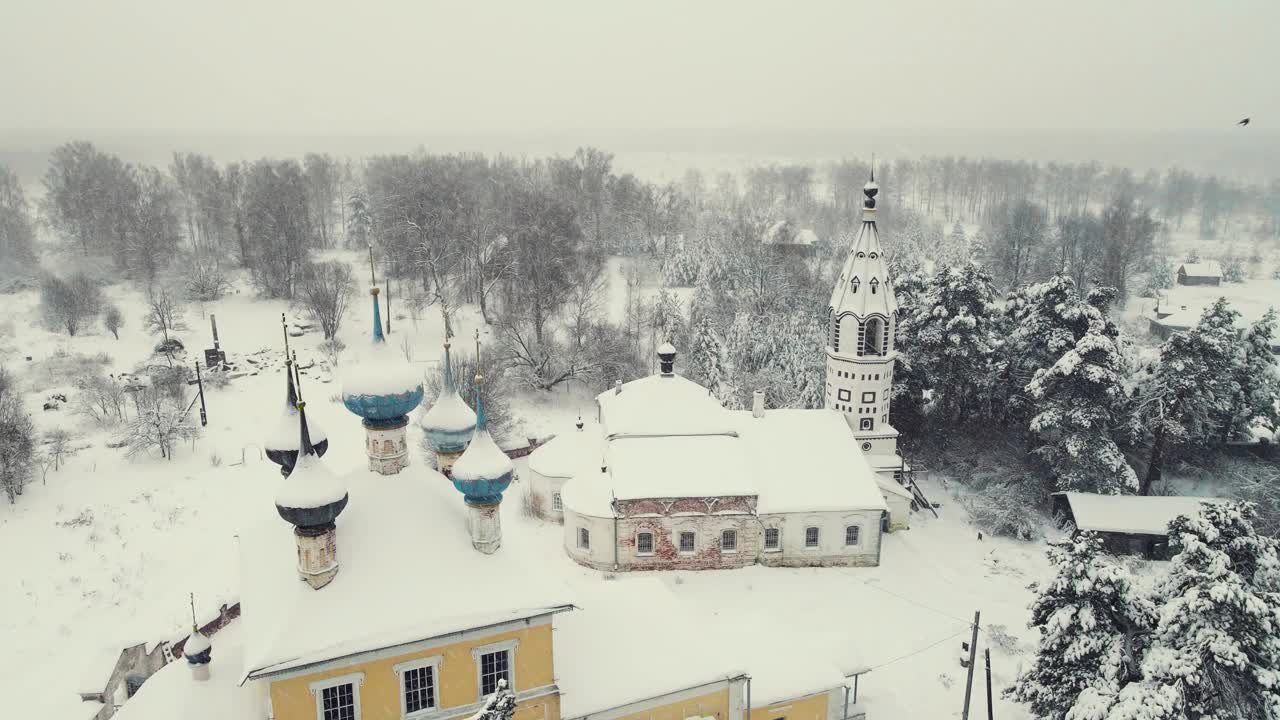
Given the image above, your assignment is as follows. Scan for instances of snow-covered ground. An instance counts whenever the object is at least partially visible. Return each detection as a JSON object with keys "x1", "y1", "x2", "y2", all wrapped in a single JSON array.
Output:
[{"x1": 3, "y1": 255, "x2": 1058, "y2": 720}]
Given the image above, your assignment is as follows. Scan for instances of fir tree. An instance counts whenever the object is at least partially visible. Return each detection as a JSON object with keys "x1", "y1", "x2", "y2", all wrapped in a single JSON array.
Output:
[
  {"x1": 888, "y1": 271, "x2": 930, "y2": 433},
  {"x1": 1086, "y1": 503, "x2": 1280, "y2": 720},
  {"x1": 1136, "y1": 299, "x2": 1241, "y2": 494},
  {"x1": 1007, "y1": 533, "x2": 1156, "y2": 720},
  {"x1": 1230, "y1": 308, "x2": 1280, "y2": 439},
  {"x1": 688, "y1": 316, "x2": 735, "y2": 407},
  {"x1": 1027, "y1": 314, "x2": 1137, "y2": 493},
  {"x1": 910, "y1": 263, "x2": 1002, "y2": 421}
]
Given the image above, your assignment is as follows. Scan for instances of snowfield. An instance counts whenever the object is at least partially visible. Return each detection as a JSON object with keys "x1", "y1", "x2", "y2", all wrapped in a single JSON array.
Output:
[{"x1": 3, "y1": 257, "x2": 1063, "y2": 720}]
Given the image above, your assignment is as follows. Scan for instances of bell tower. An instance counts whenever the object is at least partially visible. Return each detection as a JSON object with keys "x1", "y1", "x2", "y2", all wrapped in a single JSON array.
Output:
[{"x1": 826, "y1": 171, "x2": 904, "y2": 480}]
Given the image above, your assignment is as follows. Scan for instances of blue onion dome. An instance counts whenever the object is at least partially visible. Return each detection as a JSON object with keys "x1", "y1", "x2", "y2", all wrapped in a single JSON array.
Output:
[
  {"x1": 275, "y1": 401, "x2": 348, "y2": 529},
  {"x1": 450, "y1": 373, "x2": 513, "y2": 505},
  {"x1": 341, "y1": 289, "x2": 424, "y2": 424},
  {"x1": 421, "y1": 341, "x2": 477, "y2": 454},
  {"x1": 265, "y1": 361, "x2": 328, "y2": 476},
  {"x1": 184, "y1": 627, "x2": 212, "y2": 666}
]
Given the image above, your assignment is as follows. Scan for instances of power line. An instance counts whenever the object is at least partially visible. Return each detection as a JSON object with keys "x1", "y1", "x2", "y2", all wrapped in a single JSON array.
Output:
[{"x1": 863, "y1": 628, "x2": 972, "y2": 673}]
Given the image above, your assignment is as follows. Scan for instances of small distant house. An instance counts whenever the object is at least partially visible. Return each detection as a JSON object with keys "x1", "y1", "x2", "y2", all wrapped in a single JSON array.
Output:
[
  {"x1": 1052, "y1": 492, "x2": 1226, "y2": 559},
  {"x1": 763, "y1": 220, "x2": 819, "y2": 256},
  {"x1": 1147, "y1": 305, "x2": 1195, "y2": 340},
  {"x1": 1176, "y1": 261, "x2": 1222, "y2": 286}
]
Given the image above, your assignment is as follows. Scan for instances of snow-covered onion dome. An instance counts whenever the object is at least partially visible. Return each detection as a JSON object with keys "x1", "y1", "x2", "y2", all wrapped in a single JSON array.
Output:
[
  {"x1": 340, "y1": 290, "x2": 424, "y2": 423},
  {"x1": 420, "y1": 341, "x2": 476, "y2": 471},
  {"x1": 264, "y1": 356, "x2": 328, "y2": 476},
  {"x1": 275, "y1": 400, "x2": 348, "y2": 589},
  {"x1": 657, "y1": 341, "x2": 677, "y2": 375},
  {"x1": 184, "y1": 628, "x2": 212, "y2": 666},
  {"x1": 450, "y1": 373, "x2": 513, "y2": 506}
]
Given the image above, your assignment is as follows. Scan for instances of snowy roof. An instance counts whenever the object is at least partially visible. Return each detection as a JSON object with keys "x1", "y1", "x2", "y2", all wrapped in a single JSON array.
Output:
[
  {"x1": 734, "y1": 410, "x2": 888, "y2": 514},
  {"x1": 876, "y1": 474, "x2": 914, "y2": 500},
  {"x1": 184, "y1": 630, "x2": 211, "y2": 657},
  {"x1": 555, "y1": 579, "x2": 746, "y2": 718},
  {"x1": 112, "y1": 623, "x2": 265, "y2": 720},
  {"x1": 451, "y1": 426, "x2": 514, "y2": 482},
  {"x1": 340, "y1": 341, "x2": 423, "y2": 399},
  {"x1": 1176, "y1": 261, "x2": 1222, "y2": 278},
  {"x1": 420, "y1": 389, "x2": 477, "y2": 434},
  {"x1": 1056, "y1": 492, "x2": 1227, "y2": 536},
  {"x1": 529, "y1": 423, "x2": 604, "y2": 479},
  {"x1": 607, "y1": 435, "x2": 754, "y2": 501},
  {"x1": 240, "y1": 466, "x2": 574, "y2": 679},
  {"x1": 596, "y1": 374, "x2": 736, "y2": 437},
  {"x1": 264, "y1": 405, "x2": 328, "y2": 452},
  {"x1": 274, "y1": 450, "x2": 346, "y2": 510},
  {"x1": 762, "y1": 221, "x2": 818, "y2": 247}
]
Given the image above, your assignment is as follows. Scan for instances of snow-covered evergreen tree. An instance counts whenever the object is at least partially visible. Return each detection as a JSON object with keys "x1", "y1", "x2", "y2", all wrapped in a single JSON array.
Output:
[
  {"x1": 889, "y1": 271, "x2": 931, "y2": 433},
  {"x1": 1027, "y1": 314, "x2": 1137, "y2": 493},
  {"x1": 688, "y1": 316, "x2": 736, "y2": 407},
  {"x1": 1230, "y1": 308, "x2": 1280, "y2": 439},
  {"x1": 1081, "y1": 502, "x2": 1280, "y2": 720},
  {"x1": 1008, "y1": 533, "x2": 1156, "y2": 720},
  {"x1": 1136, "y1": 298, "x2": 1241, "y2": 494},
  {"x1": 909, "y1": 263, "x2": 1002, "y2": 421}
]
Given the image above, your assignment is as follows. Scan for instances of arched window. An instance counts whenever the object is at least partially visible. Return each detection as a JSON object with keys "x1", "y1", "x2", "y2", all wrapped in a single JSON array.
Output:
[
  {"x1": 870, "y1": 278, "x2": 879, "y2": 295},
  {"x1": 862, "y1": 317, "x2": 884, "y2": 356},
  {"x1": 851, "y1": 276, "x2": 860, "y2": 294}
]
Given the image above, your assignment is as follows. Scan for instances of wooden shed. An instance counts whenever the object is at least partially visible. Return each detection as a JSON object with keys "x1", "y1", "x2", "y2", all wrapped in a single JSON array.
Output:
[
  {"x1": 1052, "y1": 492, "x2": 1226, "y2": 559},
  {"x1": 1175, "y1": 261, "x2": 1223, "y2": 286}
]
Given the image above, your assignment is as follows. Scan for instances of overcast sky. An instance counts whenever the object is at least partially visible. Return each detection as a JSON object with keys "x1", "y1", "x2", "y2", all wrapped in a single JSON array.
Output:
[{"x1": 2, "y1": 0, "x2": 1277, "y2": 134}]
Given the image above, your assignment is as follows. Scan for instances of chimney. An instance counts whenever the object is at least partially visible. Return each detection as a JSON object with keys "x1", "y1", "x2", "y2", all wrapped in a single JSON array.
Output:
[
  {"x1": 752, "y1": 390, "x2": 766, "y2": 419},
  {"x1": 614, "y1": 379, "x2": 622, "y2": 395},
  {"x1": 657, "y1": 342, "x2": 677, "y2": 376}
]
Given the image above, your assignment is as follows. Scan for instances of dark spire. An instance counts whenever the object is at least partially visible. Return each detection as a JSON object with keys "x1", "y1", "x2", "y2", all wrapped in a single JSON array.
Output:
[
  {"x1": 443, "y1": 340, "x2": 456, "y2": 393},
  {"x1": 297, "y1": 399, "x2": 317, "y2": 458},
  {"x1": 864, "y1": 165, "x2": 879, "y2": 210}
]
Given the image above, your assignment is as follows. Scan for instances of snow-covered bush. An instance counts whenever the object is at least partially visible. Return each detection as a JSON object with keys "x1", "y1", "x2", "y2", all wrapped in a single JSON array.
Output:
[
  {"x1": 185, "y1": 252, "x2": 231, "y2": 301},
  {"x1": 40, "y1": 272, "x2": 102, "y2": 336},
  {"x1": 958, "y1": 480, "x2": 1041, "y2": 540},
  {"x1": 73, "y1": 373, "x2": 127, "y2": 425},
  {"x1": 119, "y1": 386, "x2": 199, "y2": 461},
  {"x1": 102, "y1": 304, "x2": 124, "y2": 339}
]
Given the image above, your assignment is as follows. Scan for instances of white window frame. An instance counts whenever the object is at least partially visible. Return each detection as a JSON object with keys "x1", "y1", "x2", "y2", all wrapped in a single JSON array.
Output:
[
  {"x1": 577, "y1": 527, "x2": 590, "y2": 550},
  {"x1": 763, "y1": 527, "x2": 781, "y2": 552},
  {"x1": 720, "y1": 528, "x2": 738, "y2": 554},
  {"x1": 472, "y1": 639, "x2": 519, "y2": 698},
  {"x1": 551, "y1": 493, "x2": 562, "y2": 512},
  {"x1": 837, "y1": 388, "x2": 851, "y2": 402},
  {"x1": 309, "y1": 672, "x2": 365, "y2": 720},
  {"x1": 636, "y1": 531, "x2": 655, "y2": 556},
  {"x1": 677, "y1": 530, "x2": 697, "y2": 554},
  {"x1": 845, "y1": 525, "x2": 861, "y2": 547},
  {"x1": 861, "y1": 391, "x2": 876, "y2": 404},
  {"x1": 393, "y1": 656, "x2": 442, "y2": 719},
  {"x1": 804, "y1": 526, "x2": 820, "y2": 548}
]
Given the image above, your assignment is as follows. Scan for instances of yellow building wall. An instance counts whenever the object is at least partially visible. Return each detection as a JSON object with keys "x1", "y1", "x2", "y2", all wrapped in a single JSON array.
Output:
[
  {"x1": 269, "y1": 624, "x2": 556, "y2": 720},
  {"x1": 602, "y1": 688, "x2": 732, "y2": 720},
  {"x1": 750, "y1": 691, "x2": 830, "y2": 720}
]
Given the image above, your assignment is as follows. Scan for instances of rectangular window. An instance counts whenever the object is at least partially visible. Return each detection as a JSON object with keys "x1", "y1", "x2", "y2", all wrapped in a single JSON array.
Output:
[
  {"x1": 860, "y1": 418, "x2": 874, "y2": 431},
  {"x1": 721, "y1": 529, "x2": 737, "y2": 552},
  {"x1": 636, "y1": 532, "x2": 654, "y2": 555},
  {"x1": 679, "y1": 531, "x2": 696, "y2": 553},
  {"x1": 552, "y1": 493, "x2": 562, "y2": 511},
  {"x1": 322, "y1": 683, "x2": 357, "y2": 720},
  {"x1": 862, "y1": 391, "x2": 876, "y2": 403},
  {"x1": 403, "y1": 666, "x2": 436, "y2": 714},
  {"x1": 837, "y1": 388, "x2": 851, "y2": 402},
  {"x1": 578, "y1": 527, "x2": 590, "y2": 550},
  {"x1": 805, "y1": 527, "x2": 820, "y2": 547},
  {"x1": 764, "y1": 528, "x2": 780, "y2": 550},
  {"x1": 845, "y1": 526, "x2": 861, "y2": 546},
  {"x1": 479, "y1": 650, "x2": 511, "y2": 696}
]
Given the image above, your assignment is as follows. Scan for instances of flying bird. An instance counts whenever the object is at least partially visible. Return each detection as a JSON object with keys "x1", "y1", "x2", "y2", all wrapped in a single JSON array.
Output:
[{"x1": 1238, "y1": 117, "x2": 1250, "y2": 126}]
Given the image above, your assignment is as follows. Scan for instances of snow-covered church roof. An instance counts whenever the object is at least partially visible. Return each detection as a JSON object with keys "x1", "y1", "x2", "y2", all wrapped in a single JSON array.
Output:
[
  {"x1": 829, "y1": 178, "x2": 897, "y2": 320},
  {"x1": 566, "y1": 373, "x2": 887, "y2": 516},
  {"x1": 240, "y1": 465, "x2": 573, "y2": 680},
  {"x1": 528, "y1": 420, "x2": 604, "y2": 479}
]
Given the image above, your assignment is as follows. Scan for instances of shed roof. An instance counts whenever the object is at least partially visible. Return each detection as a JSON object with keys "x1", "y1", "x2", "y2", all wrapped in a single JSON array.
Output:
[
  {"x1": 1177, "y1": 261, "x2": 1223, "y2": 278},
  {"x1": 1056, "y1": 492, "x2": 1227, "y2": 536}
]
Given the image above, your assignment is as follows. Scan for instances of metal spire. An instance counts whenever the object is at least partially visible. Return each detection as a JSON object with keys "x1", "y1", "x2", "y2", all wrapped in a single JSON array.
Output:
[{"x1": 473, "y1": 331, "x2": 486, "y2": 431}]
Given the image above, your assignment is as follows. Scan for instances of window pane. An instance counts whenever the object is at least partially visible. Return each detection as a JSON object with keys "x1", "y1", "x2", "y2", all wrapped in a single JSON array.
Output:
[
  {"x1": 721, "y1": 529, "x2": 736, "y2": 551},
  {"x1": 805, "y1": 527, "x2": 819, "y2": 547},
  {"x1": 322, "y1": 683, "x2": 355, "y2": 720},
  {"x1": 679, "y1": 532, "x2": 695, "y2": 552},
  {"x1": 405, "y1": 666, "x2": 435, "y2": 713},
  {"x1": 578, "y1": 528, "x2": 589, "y2": 549},
  {"x1": 480, "y1": 650, "x2": 511, "y2": 696},
  {"x1": 764, "y1": 528, "x2": 779, "y2": 548},
  {"x1": 552, "y1": 493, "x2": 562, "y2": 511},
  {"x1": 637, "y1": 532, "x2": 653, "y2": 554},
  {"x1": 845, "y1": 526, "x2": 860, "y2": 546}
]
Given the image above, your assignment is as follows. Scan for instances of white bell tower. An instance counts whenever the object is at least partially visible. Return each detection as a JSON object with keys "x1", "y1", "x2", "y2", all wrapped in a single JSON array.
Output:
[{"x1": 826, "y1": 171, "x2": 904, "y2": 481}]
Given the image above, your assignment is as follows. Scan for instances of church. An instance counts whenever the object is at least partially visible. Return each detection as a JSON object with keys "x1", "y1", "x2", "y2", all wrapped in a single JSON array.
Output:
[{"x1": 528, "y1": 175, "x2": 915, "y2": 571}]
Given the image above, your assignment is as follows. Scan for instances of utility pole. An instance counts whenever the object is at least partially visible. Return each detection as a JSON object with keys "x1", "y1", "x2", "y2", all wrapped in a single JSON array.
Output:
[
  {"x1": 984, "y1": 648, "x2": 994, "y2": 720},
  {"x1": 194, "y1": 360, "x2": 208, "y2": 427},
  {"x1": 961, "y1": 610, "x2": 981, "y2": 720}
]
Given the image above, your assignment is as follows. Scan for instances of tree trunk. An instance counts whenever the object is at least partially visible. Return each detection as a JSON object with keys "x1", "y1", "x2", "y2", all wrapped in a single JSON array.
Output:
[{"x1": 1141, "y1": 425, "x2": 1165, "y2": 496}]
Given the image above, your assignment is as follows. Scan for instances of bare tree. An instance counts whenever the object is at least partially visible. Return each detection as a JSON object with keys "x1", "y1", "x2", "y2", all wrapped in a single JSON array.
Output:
[
  {"x1": 0, "y1": 368, "x2": 34, "y2": 503},
  {"x1": 40, "y1": 273, "x2": 102, "y2": 336},
  {"x1": 143, "y1": 282, "x2": 187, "y2": 343},
  {"x1": 120, "y1": 387, "x2": 199, "y2": 461},
  {"x1": 74, "y1": 373, "x2": 127, "y2": 425},
  {"x1": 103, "y1": 304, "x2": 125, "y2": 339},
  {"x1": 45, "y1": 429, "x2": 71, "y2": 471},
  {"x1": 297, "y1": 260, "x2": 354, "y2": 340}
]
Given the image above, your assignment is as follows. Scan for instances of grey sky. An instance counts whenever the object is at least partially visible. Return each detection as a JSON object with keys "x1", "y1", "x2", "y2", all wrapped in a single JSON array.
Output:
[{"x1": 2, "y1": 0, "x2": 1277, "y2": 134}]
